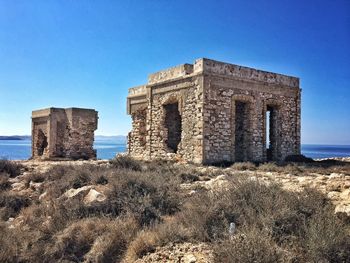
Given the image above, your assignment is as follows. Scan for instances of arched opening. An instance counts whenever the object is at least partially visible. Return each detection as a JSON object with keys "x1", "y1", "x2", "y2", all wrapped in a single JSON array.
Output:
[
  {"x1": 36, "y1": 129, "x2": 48, "y2": 156},
  {"x1": 164, "y1": 102, "x2": 182, "y2": 153}
]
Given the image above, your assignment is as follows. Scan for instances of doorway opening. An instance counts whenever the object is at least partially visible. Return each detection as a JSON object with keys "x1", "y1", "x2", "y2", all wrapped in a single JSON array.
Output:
[
  {"x1": 266, "y1": 105, "x2": 278, "y2": 161},
  {"x1": 164, "y1": 102, "x2": 182, "y2": 153},
  {"x1": 36, "y1": 129, "x2": 48, "y2": 156},
  {"x1": 234, "y1": 101, "x2": 250, "y2": 161}
]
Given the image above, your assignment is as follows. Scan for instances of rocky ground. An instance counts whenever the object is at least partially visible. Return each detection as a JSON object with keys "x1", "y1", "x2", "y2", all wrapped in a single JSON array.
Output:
[
  {"x1": 3, "y1": 157, "x2": 349, "y2": 262},
  {"x1": 134, "y1": 243, "x2": 213, "y2": 263},
  {"x1": 182, "y1": 164, "x2": 350, "y2": 215}
]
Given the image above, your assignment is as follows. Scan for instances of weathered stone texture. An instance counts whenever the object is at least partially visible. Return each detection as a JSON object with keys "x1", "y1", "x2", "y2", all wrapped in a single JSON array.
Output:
[
  {"x1": 31, "y1": 108, "x2": 98, "y2": 160},
  {"x1": 127, "y1": 58, "x2": 301, "y2": 164}
]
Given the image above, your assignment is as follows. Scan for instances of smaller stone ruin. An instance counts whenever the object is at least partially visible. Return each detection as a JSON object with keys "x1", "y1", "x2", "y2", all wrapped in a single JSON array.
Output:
[{"x1": 31, "y1": 107, "x2": 98, "y2": 160}]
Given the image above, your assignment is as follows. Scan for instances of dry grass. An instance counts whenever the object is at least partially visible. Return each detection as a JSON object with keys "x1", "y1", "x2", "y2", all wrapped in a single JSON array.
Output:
[
  {"x1": 0, "y1": 159, "x2": 23, "y2": 177},
  {"x1": 0, "y1": 158, "x2": 349, "y2": 262},
  {"x1": 256, "y1": 159, "x2": 350, "y2": 176},
  {"x1": 124, "y1": 177, "x2": 350, "y2": 262},
  {"x1": 230, "y1": 162, "x2": 256, "y2": 171},
  {"x1": 0, "y1": 191, "x2": 31, "y2": 220},
  {"x1": 214, "y1": 228, "x2": 290, "y2": 263},
  {"x1": 110, "y1": 155, "x2": 142, "y2": 171},
  {"x1": 0, "y1": 222, "x2": 20, "y2": 262},
  {"x1": 0, "y1": 173, "x2": 11, "y2": 190}
]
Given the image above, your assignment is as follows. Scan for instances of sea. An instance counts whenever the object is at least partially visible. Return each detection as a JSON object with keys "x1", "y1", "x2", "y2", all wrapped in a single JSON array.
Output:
[
  {"x1": 0, "y1": 139, "x2": 349, "y2": 160},
  {"x1": 0, "y1": 139, "x2": 126, "y2": 160}
]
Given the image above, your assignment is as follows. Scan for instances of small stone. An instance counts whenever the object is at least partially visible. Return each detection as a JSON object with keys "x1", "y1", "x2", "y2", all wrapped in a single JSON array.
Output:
[
  {"x1": 64, "y1": 185, "x2": 93, "y2": 198},
  {"x1": 84, "y1": 189, "x2": 106, "y2": 204},
  {"x1": 39, "y1": 191, "x2": 48, "y2": 201},
  {"x1": 327, "y1": 191, "x2": 340, "y2": 199},
  {"x1": 335, "y1": 204, "x2": 350, "y2": 215},
  {"x1": 329, "y1": 173, "x2": 344, "y2": 179},
  {"x1": 183, "y1": 254, "x2": 197, "y2": 263}
]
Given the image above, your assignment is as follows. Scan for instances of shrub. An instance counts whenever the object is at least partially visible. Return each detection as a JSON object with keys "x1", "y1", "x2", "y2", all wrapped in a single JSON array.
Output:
[
  {"x1": 25, "y1": 172, "x2": 45, "y2": 183},
  {"x1": 179, "y1": 172, "x2": 199, "y2": 183},
  {"x1": 31, "y1": 217, "x2": 139, "y2": 263},
  {"x1": 214, "y1": 227, "x2": 291, "y2": 263},
  {"x1": 2, "y1": 159, "x2": 348, "y2": 262},
  {"x1": 231, "y1": 162, "x2": 256, "y2": 171},
  {"x1": 125, "y1": 218, "x2": 190, "y2": 262},
  {"x1": 304, "y1": 209, "x2": 350, "y2": 262},
  {"x1": 106, "y1": 170, "x2": 181, "y2": 225},
  {"x1": 282, "y1": 163, "x2": 303, "y2": 175},
  {"x1": 0, "y1": 173, "x2": 11, "y2": 190},
  {"x1": 94, "y1": 175, "x2": 108, "y2": 185},
  {"x1": 110, "y1": 155, "x2": 142, "y2": 171},
  {"x1": 85, "y1": 216, "x2": 139, "y2": 263},
  {"x1": 0, "y1": 192, "x2": 31, "y2": 220},
  {"x1": 0, "y1": 223, "x2": 20, "y2": 262},
  {"x1": 0, "y1": 159, "x2": 23, "y2": 177},
  {"x1": 144, "y1": 178, "x2": 348, "y2": 261},
  {"x1": 124, "y1": 229, "x2": 158, "y2": 262},
  {"x1": 258, "y1": 162, "x2": 280, "y2": 172},
  {"x1": 36, "y1": 163, "x2": 180, "y2": 225},
  {"x1": 44, "y1": 165, "x2": 95, "y2": 198}
]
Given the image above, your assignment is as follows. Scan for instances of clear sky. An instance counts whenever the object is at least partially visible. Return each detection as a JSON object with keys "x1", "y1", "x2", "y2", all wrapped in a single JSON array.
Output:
[{"x1": 0, "y1": 0, "x2": 349, "y2": 144}]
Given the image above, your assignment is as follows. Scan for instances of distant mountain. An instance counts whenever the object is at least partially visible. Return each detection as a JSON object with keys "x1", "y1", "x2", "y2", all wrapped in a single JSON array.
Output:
[
  {"x1": 0, "y1": 135, "x2": 127, "y2": 143},
  {"x1": 0, "y1": 135, "x2": 31, "y2": 140},
  {"x1": 95, "y1": 135, "x2": 127, "y2": 143}
]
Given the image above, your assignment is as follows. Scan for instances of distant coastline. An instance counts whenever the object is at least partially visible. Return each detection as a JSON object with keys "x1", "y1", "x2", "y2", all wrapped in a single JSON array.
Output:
[
  {"x1": 0, "y1": 135, "x2": 127, "y2": 143},
  {"x1": 0, "y1": 136, "x2": 31, "y2": 141}
]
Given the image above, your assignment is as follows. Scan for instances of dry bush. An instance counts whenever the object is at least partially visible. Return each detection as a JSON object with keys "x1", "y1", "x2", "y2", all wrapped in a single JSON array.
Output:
[
  {"x1": 106, "y1": 169, "x2": 181, "y2": 225},
  {"x1": 124, "y1": 229, "x2": 158, "y2": 262},
  {"x1": 43, "y1": 164, "x2": 96, "y2": 198},
  {"x1": 306, "y1": 163, "x2": 350, "y2": 176},
  {"x1": 231, "y1": 162, "x2": 256, "y2": 171},
  {"x1": 23, "y1": 163, "x2": 181, "y2": 224},
  {"x1": 258, "y1": 162, "x2": 303, "y2": 175},
  {"x1": 110, "y1": 155, "x2": 142, "y2": 171},
  {"x1": 0, "y1": 173, "x2": 11, "y2": 190},
  {"x1": 130, "y1": 178, "x2": 348, "y2": 262},
  {"x1": 24, "y1": 172, "x2": 45, "y2": 183},
  {"x1": 94, "y1": 174, "x2": 109, "y2": 185},
  {"x1": 179, "y1": 178, "x2": 349, "y2": 262},
  {"x1": 304, "y1": 209, "x2": 350, "y2": 262},
  {"x1": 24, "y1": 216, "x2": 139, "y2": 263},
  {"x1": 0, "y1": 159, "x2": 23, "y2": 177},
  {"x1": 290, "y1": 159, "x2": 350, "y2": 175},
  {"x1": 179, "y1": 172, "x2": 200, "y2": 183},
  {"x1": 85, "y1": 216, "x2": 139, "y2": 263},
  {"x1": 142, "y1": 159, "x2": 176, "y2": 172},
  {"x1": 214, "y1": 227, "x2": 293, "y2": 263},
  {"x1": 0, "y1": 192, "x2": 31, "y2": 220},
  {"x1": 2, "y1": 159, "x2": 349, "y2": 262},
  {"x1": 282, "y1": 163, "x2": 303, "y2": 175},
  {"x1": 258, "y1": 162, "x2": 281, "y2": 172},
  {"x1": 0, "y1": 223, "x2": 20, "y2": 262},
  {"x1": 125, "y1": 217, "x2": 191, "y2": 262}
]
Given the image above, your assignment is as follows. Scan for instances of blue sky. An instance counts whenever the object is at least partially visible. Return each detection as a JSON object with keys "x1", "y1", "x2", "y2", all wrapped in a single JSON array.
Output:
[{"x1": 0, "y1": 0, "x2": 349, "y2": 144}]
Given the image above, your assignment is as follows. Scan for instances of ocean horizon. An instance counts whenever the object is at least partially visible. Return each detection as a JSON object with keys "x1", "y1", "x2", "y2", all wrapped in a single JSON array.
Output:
[{"x1": 0, "y1": 139, "x2": 349, "y2": 160}]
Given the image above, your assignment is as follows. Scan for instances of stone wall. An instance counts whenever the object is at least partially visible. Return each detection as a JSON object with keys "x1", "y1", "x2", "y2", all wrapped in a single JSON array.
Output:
[
  {"x1": 32, "y1": 108, "x2": 98, "y2": 160},
  {"x1": 128, "y1": 108, "x2": 147, "y2": 158},
  {"x1": 202, "y1": 74, "x2": 300, "y2": 163},
  {"x1": 127, "y1": 58, "x2": 301, "y2": 164},
  {"x1": 146, "y1": 76, "x2": 204, "y2": 163}
]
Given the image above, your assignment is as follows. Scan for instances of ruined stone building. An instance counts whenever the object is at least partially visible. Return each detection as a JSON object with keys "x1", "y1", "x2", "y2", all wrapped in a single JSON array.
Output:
[
  {"x1": 32, "y1": 108, "x2": 98, "y2": 160},
  {"x1": 127, "y1": 58, "x2": 301, "y2": 164}
]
